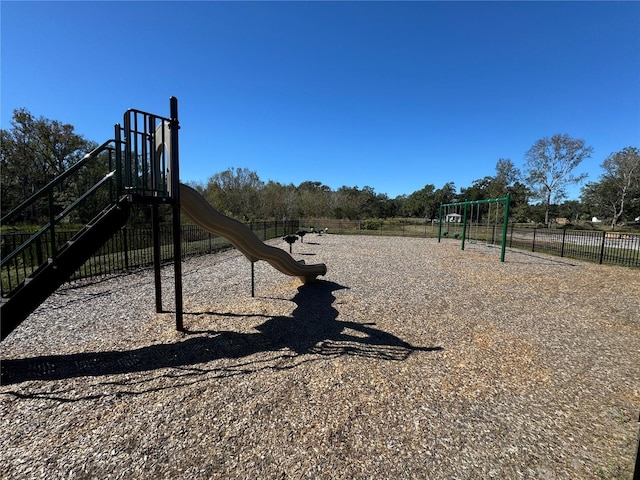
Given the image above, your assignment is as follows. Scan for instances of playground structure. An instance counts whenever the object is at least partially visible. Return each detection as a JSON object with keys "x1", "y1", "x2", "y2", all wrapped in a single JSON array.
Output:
[
  {"x1": 0, "y1": 97, "x2": 326, "y2": 341},
  {"x1": 438, "y1": 195, "x2": 510, "y2": 262}
]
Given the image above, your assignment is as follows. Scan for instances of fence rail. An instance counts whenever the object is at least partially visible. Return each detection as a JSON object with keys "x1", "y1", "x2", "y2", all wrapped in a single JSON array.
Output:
[
  {"x1": 305, "y1": 219, "x2": 640, "y2": 268},
  {"x1": 3, "y1": 219, "x2": 636, "y2": 294},
  {"x1": 507, "y1": 226, "x2": 640, "y2": 267},
  {"x1": 1, "y1": 220, "x2": 299, "y2": 295}
]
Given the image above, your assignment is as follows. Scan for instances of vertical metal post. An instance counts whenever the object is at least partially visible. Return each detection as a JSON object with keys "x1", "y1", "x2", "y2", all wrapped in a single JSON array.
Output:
[
  {"x1": 599, "y1": 230, "x2": 606, "y2": 265},
  {"x1": 500, "y1": 194, "x2": 510, "y2": 262},
  {"x1": 48, "y1": 189, "x2": 56, "y2": 263},
  {"x1": 123, "y1": 113, "x2": 132, "y2": 190},
  {"x1": 115, "y1": 123, "x2": 123, "y2": 195},
  {"x1": 251, "y1": 261, "x2": 255, "y2": 297},
  {"x1": 152, "y1": 204, "x2": 163, "y2": 312},
  {"x1": 122, "y1": 226, "x2": 129, "y2": 269},
  {"x1": 169, "y1": 97, "x2": 184, "y2": 331},
  {"x1": 437, "y1": 204, "x2": 443, "y2": 242},
  {"x1": 148, "y1": 115, "x2": 156, "y2": 196},
  {"x1": 461, "y1": 203, "x2": 468, "y2": 250}
]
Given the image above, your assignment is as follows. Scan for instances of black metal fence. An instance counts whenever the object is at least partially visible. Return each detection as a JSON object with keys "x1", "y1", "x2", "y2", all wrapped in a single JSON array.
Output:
[
  {"x1": 305, "y1": 218, "x2": 640, "y2": 268},
  {"x1": 507, "y1": 225, "x2": 640, "y2": 267},
  {"x1": 3, "y1": 218, "x2": 636, "y2": 294},
  {"x1": 1, "y1": 219, "x2": 299, "y2": 293}
]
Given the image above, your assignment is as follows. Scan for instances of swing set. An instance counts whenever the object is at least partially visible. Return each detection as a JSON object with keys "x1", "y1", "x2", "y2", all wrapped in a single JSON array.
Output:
[{"x1": 438, "y1": 195, "x2": 510, "y2": 262}]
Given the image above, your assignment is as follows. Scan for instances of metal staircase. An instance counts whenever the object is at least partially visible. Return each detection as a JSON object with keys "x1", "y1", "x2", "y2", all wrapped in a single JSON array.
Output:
[{"x1": 1, "y1": 97, "x2": 183, "y2": 340}]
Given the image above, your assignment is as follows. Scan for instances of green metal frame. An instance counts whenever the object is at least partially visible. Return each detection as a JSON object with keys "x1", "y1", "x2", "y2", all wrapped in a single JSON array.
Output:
[{"x1": 438, "y1": 194, "x2": 511, "y2": 262}]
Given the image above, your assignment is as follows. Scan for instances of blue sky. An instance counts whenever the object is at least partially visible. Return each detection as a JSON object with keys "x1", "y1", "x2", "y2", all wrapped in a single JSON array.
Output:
[{"x1": 2, "y1": 1, "x2": 639, "y2": 200}]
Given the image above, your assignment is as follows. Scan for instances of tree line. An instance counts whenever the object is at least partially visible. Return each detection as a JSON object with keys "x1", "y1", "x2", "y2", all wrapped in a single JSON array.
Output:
[{"x1": 2, "y1": 108, "x2": 639, "y2": 229}]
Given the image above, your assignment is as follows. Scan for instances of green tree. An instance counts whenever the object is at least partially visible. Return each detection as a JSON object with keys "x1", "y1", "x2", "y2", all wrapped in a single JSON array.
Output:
[
  {"x1": 261, "y1": 180, "x2": 295, "y2": 220},
  {"x1": 402, "y1": 184, "x2": 436, "y2": 218},
  {"x1": 433, "y1": 182, "x2": 457, "y2": 218},
  {"x1": 557, "y1": 200, "x2": 585, "y2": 224},
  {"x1": 460, "y1": 159, "x2": 528, "y2": 216},
  {"x1": 1, "y1": 108, "x2": 97, "y2": 220},
  {"x1": 296, "y1": 181, "x2": 332, "y2": 218},
  {"x1": 524, "y1": 134, "x2": 591, "y2": 226},
  {"x1": 459, "y1": 177, "x2": 491, "y2": 203},
  {"x1": 333, "y1": 186, "x2": 363, "y2": 220},
  {"x1": 204, "y1": 167, "x2": 264, "y2": 220}
]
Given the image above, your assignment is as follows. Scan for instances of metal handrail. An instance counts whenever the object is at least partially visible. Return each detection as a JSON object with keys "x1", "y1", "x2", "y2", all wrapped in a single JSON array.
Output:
[
  {"x1": 0, "y1": 171, "x2": 117, "y2": 270},
  {"x1": 0, "y1": 139, "x2": 117, "y2": 226},
  {"x1": 1, "y1": 136, "x2": 123, "y2": 298}
]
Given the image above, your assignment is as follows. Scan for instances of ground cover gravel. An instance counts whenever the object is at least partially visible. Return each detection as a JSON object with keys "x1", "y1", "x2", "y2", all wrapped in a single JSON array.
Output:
[{"x1": 1, "y1": 234, "x2": 639, "y2": 479}]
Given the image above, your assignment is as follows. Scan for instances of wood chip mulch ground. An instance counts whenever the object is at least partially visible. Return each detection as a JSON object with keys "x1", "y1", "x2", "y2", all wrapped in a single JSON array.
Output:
[{"x1": 1, "y1": 234, "x2": 639, "y2": 479}]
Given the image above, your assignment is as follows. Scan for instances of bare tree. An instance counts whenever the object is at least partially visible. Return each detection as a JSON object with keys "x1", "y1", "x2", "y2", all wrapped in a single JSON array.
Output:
[
  {"x1": 524, "y1": 134, "x2": 591, "y2": 226},
  {"x1": 582, "y1": 147, "x2": 640, "y2": 229},
  {"x1": 601, "y1": 147, "x2": 639, "y2": 228},
  {"x1": 494, "y1": 158, "x2": 521, "y2": 187}
]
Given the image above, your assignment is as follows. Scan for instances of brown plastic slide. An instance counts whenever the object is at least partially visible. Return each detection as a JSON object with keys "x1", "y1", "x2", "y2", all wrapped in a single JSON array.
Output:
[{"x1": 179, "y1": 183, "x2": 327, "y2": 284}]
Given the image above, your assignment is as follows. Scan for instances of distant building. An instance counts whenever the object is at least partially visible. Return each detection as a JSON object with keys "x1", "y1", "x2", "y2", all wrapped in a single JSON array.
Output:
[
  {"x1": 592, "y1": 217, "x2": 602, "y2": 223},
  {"x1": 445, "y1": 213, "x2": 462, "y2": 223}
]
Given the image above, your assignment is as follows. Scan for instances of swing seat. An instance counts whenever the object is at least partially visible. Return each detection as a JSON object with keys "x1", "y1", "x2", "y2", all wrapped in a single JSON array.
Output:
[{"x1": 453, "y1": 233, "x2": 460, "y2": 239}]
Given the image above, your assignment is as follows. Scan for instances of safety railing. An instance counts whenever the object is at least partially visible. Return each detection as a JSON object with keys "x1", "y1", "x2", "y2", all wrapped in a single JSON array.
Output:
[
  {"x1": 1, "y1": 219, "x2": 299, "y2": 288},
  {"x1": 121, "y1": 108, "x2": 173, "y2": 199},
  {"x1": 1, "y1": 140, "x2": 120, "y2": 297}
]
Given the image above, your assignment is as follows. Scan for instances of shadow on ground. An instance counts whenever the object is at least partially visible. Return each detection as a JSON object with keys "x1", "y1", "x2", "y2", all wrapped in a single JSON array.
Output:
[{"x1": 1, "y1": 281, "x2": 441, "y2": 385}]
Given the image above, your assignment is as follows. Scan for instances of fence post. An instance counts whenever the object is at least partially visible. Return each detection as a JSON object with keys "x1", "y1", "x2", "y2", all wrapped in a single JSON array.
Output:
[
  {"x1": 122, "y1": 226, "x2": 129, "y2": 269},
  {"x1": 532, "y1": 228, "x2": 536, "y2": 252},
  {"x1": 561, "y1": 229, "x2": 566, "y2": 257},
  {"x1": 599, "y1": 230, "x2": 606, "y2": 264}
]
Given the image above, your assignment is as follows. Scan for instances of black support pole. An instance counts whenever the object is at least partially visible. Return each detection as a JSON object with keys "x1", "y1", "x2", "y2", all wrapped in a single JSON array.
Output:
[
  {"x1": 152, "y1": 204, "x2": 163, "y2": 312},
  {"x1": 251, "y1": 261, "x2": 255, "y2": 297},
  {"x1": 169, "y1": 97, "x2": 183, "y2": 331}
]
